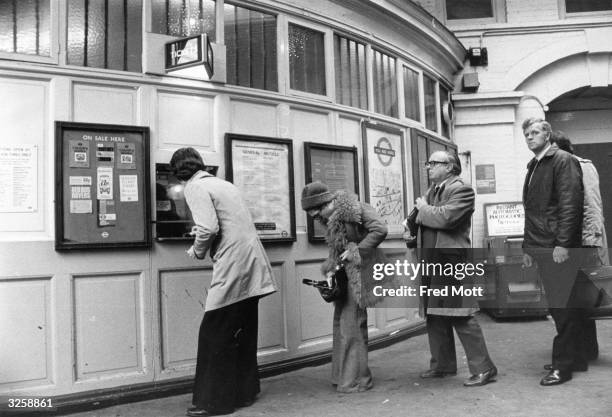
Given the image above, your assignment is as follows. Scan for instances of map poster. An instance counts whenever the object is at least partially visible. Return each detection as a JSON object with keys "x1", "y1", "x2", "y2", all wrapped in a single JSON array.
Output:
[{"x1": 362, "y1": 122, "x2": 407, "y2": 236}]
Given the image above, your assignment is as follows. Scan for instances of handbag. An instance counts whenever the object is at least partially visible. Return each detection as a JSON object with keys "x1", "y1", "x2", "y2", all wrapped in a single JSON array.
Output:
[{"x1": 302, "y1": 263, "x2": 348, "y2": 303}]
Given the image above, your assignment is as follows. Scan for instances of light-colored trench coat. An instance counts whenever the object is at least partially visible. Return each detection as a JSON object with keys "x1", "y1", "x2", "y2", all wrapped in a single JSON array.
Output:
[{"x1": 184, "y1": 171, "x2": 277, "y2": 311}]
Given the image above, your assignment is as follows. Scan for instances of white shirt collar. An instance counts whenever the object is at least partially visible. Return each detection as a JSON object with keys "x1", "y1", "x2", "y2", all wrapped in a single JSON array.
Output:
[{"x1": 535, "y1": 143, "x2": 552, "y2": 161}]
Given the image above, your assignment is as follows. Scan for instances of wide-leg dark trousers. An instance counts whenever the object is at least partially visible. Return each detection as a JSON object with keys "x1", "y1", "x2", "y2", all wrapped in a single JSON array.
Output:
[
  {"x1": 192, "y1": 297, "x2": 260, "y2": 414},
  {"x1": 426, "y1": 315, "x2": 495, "y2": 375}
]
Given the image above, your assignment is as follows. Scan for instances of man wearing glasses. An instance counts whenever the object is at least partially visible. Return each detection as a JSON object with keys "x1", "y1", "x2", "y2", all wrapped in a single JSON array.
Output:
[{"x1": 413, "y1": 150, "x2": 498, "y2": 387}]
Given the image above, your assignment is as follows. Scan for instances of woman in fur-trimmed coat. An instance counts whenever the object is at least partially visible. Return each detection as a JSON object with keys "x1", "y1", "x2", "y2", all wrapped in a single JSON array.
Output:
[{"x1": 301, "y1": 182, "x2": 387, "y2": 393}]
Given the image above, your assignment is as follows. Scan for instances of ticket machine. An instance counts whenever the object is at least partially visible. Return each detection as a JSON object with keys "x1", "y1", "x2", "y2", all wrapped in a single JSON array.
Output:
[{"x1": 477, "y1": 202, "x2": 548, "y2": 318}]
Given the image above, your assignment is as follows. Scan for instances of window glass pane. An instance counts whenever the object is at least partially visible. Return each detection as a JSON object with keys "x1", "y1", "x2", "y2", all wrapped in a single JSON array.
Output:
[
  {"x1": 566, "y1": 0, "x2": 612, "y2": 13},
  {"x1": 289, "y1": 23, "x2": 326, "y2": 95},
  {"x1": 403, "y1": 66, "x2": 420, "y2": 121},
  {"x1": 372, "y1": 49, "x2": 397, "y2": 117},
  {"x1": 224, "y1": 3, "x2": 277, "y2": 91},
  {"x1": 0, "y1": 0, "x2": 50, "y2": 56},
  {"x1": 446, "y1": 0, "x2": 493, "y2": 20},
  {"x1": 151, "y1": 0, "x2": 215, "y2": 40},
  {"x1": 424, "y1": 75, "x2": 436, "y2": 131},
  {"x1": 439, "y1": 85, "x2": 449, "y2": 138},
  {"x1": 67, "y1": 0, "x2": 142, "y2": 72},
  {"x1": 334, "y1": 34, "x2": 367, "y2": 110},
  {"x1": 416, "y1": 135, "x2": 429, "y2": 195}
]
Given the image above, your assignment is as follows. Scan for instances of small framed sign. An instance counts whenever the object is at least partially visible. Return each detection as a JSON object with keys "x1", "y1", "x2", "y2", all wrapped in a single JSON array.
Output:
[
  {"x1": 165, "y1": 34, "x2": 213, "y2": 77},
  {"x1": 484, "y1": 202, "x2": 525, "y2": 237}
]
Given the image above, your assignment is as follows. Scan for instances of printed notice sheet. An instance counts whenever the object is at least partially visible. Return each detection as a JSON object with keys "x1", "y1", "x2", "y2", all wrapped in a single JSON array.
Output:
[
  {"x1": 0, "y1": 144, "x2": 37, "y2": 213},
  {"x1": 119, "y1": 175, "x2": 139, "y2": 202},
  {"x1": 231, "y1": 140, "x2": 291, "y2": 238}
]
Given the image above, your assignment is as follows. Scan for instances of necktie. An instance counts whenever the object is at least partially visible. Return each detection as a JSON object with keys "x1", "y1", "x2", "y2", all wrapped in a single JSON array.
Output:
[{"x1": 432, "y1": 186, "x2": 441, "y2": 203}]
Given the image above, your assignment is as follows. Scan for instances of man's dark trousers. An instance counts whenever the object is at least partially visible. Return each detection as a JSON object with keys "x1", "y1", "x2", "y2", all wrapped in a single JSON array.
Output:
[{"x1": 533, "y1": 250, "x2": 589, "y2": 372}]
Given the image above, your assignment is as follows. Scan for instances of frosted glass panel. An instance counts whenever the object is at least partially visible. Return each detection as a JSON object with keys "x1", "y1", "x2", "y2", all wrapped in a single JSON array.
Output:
[
  {"x1": 289, "y1": 23, "x2": 326, "y2": 95},
  {"x1": 151, "y1": 0, "x2": 215, "y2": 40},
  {"x1": 372, "y1": 49, "x2": 397, "y2": 117},
  {"x1": 424, "y1": 75, "x2": 436, "y2": 131},
  {"x1": 334, "y1": 34, "x2": 367, "y2": 110},
  {"x1": 67, "y1": 0, "x2": 142, "y2": 72},
  {"x1": 0, "y1": 0, "x2": 51, "y2": 56},
  {"x1": 224, "y1": 3, "x2": 277, "y2": 91}
]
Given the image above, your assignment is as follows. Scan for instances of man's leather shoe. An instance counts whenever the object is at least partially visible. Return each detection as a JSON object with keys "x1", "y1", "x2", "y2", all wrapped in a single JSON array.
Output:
[
  {"x1": 544, "y1": 363, "x2": 587, "y2": 372},
  {"x1": 540, "y1": 369, "x2": 572, "y2": 386},
  {"x1": 464, "y1": 367, "x2": 497, "y2": 387},
  {"x1": 186, "y1": 407, "x2": 233, "y2": 416},
  {"x1": 420, "y1": 369, "x2": 457, "y2": 378},
  {"x1": 186, "y1": 407, "x2": 212, "y2": 417}
]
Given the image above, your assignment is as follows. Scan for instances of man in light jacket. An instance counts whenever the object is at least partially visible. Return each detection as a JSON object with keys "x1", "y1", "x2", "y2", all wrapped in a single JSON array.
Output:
[{"x1": 549, "y1": 131, "x2": 607, "y2": 366}]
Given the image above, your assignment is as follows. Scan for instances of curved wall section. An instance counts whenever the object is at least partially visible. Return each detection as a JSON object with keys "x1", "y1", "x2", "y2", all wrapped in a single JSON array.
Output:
[{"x1": 0, "y1": 0, "x2": 463, "y2": 399}]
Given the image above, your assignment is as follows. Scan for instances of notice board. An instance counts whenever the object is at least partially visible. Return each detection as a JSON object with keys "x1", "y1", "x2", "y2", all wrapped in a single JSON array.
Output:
[
  {"x1": 304, "y1": 142, "x2": 359, "y2": 242},
  {"x1": 55, "y1": 121, "x2": 151, "y2": 250}
]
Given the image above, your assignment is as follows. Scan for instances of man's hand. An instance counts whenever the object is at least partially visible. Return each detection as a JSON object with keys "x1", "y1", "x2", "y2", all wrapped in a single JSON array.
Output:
[
  {"x1": 415, "y1": 197, "x2": 428, "y2": 210},
  {"x1": 552, "y1": 246, "x2": 569, "y2": 263},
  {"x1": 186, "y1": 246, "x2": 197, "y2": 259},
  {"x1": 522, "y1": 253, "x2": 533, "y2": 268}
]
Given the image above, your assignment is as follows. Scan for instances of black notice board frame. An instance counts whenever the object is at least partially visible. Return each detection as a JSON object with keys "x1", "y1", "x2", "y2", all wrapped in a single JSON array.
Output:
[
  {"x1": 54, "y1": 121, "x2": 151, "y2": 250},
  {"x1": 304, "y1": 142, "x2": 359, "y2": 243},
  {"x1": 225, "y1": 133, "x2": 296, "y2": 243}
]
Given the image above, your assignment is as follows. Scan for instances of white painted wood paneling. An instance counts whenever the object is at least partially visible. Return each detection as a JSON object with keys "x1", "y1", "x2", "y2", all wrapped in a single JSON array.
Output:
[
  {"x1": 230, "y1": 99, "x2": 278, "y2": 137},
  {"x1": 73, "y1": 83, "x2": 137, "y2": 125},
  {"x1": 296, "y1": 261, "x2": 333, "y2": 343},
  {"x1": 73, "y1": 273, "x2": 143, "y2": 380},
  {"x1": 0, "y1": 277, "x2": 52, "y2": 388},
  {"x1": 159, "y1": 268, "x2": 210, "y2": 371},
  {"x1": 258, "y1": 263, "x2": 286, "y2": 351},
  {"x1": 290, "y1": 107, "x2": 331, "y2": 142},
  {"x1": 0, "y1": 78, "x2": 47, "y2": 234},
  {"x1": 156, "y1": 91, "x2": 215, "y2": 149}
]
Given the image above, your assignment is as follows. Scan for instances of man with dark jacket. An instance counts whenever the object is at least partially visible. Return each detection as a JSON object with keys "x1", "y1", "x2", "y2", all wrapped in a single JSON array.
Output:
[
  {"x1": 415, "y1": 150, "x2": 497, "y2": 387},
  {"x1": 521, "y1": 118, "x2": 585, "y2": 386}
]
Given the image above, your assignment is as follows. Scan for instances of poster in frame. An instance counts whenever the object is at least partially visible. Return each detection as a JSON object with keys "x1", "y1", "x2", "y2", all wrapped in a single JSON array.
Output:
[
  {"x1": 484, "y1": 201, "x2": 525, "y2": 238},
  {"x1": 362, "y1": 121, "x2": 407, "y2": 236},
  {"x1": 54, "y1": 121, "x2": 151, "y2": 250},
  {"x1": 304, "y1": 142, "x2": 359, "y2": 242},
  {"x1": 225, "y1": 133, "x2": 296, "y2": 243}
]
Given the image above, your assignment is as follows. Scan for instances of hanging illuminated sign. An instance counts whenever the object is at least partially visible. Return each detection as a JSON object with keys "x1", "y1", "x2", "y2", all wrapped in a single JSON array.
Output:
[{"x1": 165, "y1": 34, "x2": 213, "y2": 78}]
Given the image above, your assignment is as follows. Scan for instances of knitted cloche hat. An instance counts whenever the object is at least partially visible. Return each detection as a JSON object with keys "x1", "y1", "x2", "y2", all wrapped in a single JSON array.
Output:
[{"x1": 301, "y1": 182, "x2": 334, "y2": 211}]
